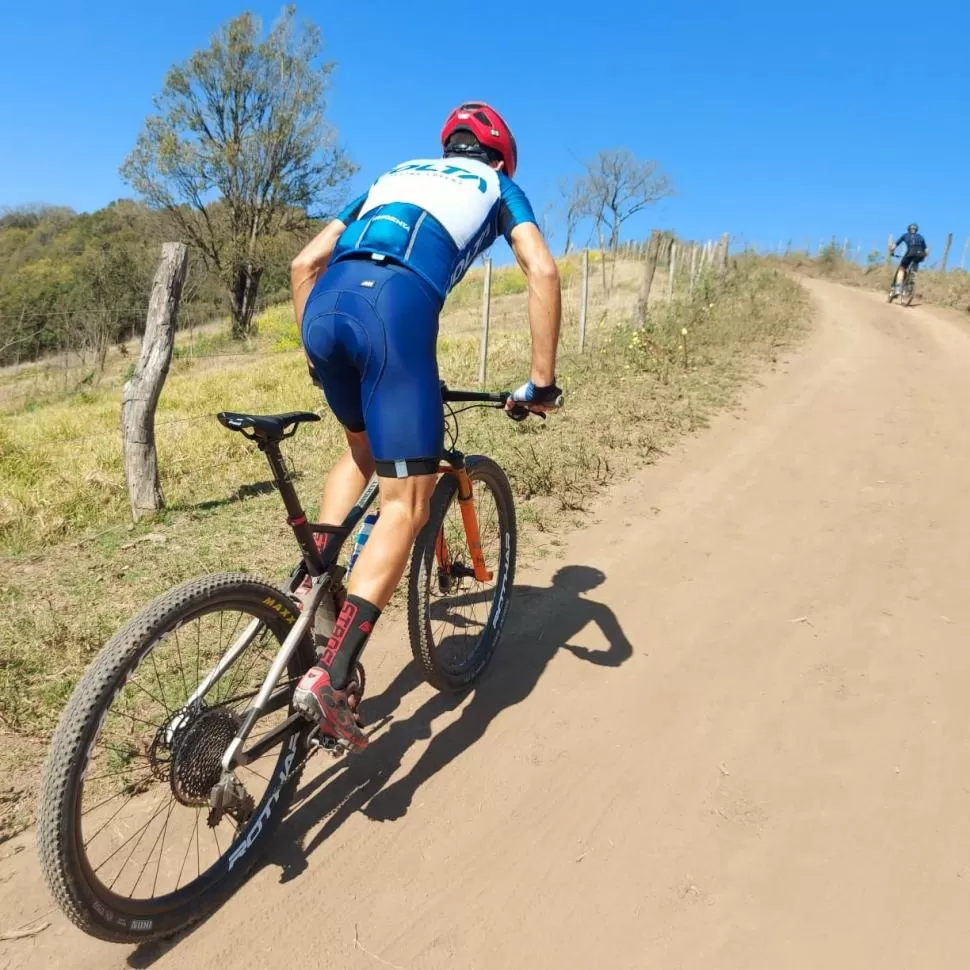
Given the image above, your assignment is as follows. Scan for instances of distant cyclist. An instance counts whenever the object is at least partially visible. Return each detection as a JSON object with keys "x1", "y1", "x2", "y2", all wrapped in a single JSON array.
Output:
[
  {"x1": 890, "y1": 223, "x2": 927, "y2": 295},
  {"x1": 289, "y1": 102, "x2": 563, "y2": 749}
]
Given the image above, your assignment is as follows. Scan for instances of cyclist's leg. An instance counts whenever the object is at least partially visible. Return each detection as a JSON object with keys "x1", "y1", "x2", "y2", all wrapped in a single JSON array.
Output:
[
  {"x1": 296, "y1": 262, "x2": 443, "y2": 743},
  {"x1": 302, "y1": 268, "x2": 377, "y2": 539},
  {"x1": 328, "y1": 262, "x2": 442, "y2": 647},
  {"x1": 318, "y1": 429, "x2": 375, "y2": 530},
  {"x1": 346, "y1": 265, "x2": 444, "y2": 607},
  {"x1": 899, "y1": 252, "x2": 915, "y2": 284}
]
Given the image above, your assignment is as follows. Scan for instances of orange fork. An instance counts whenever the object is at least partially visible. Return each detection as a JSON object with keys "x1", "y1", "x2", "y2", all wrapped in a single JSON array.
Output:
[{"x1": 436, "y1": 466, "x2": 493, "y2": 582}]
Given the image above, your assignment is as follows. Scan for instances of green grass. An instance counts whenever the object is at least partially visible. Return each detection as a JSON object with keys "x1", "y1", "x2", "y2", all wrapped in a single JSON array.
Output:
[{"x1": 0, "y1": 255, "x2": 810, "y2": 839}]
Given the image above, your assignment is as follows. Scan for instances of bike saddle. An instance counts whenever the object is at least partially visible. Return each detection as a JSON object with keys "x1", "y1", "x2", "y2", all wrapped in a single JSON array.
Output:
[{"x1": 217, "y1": 410, "x2": 321, "y2": 442}]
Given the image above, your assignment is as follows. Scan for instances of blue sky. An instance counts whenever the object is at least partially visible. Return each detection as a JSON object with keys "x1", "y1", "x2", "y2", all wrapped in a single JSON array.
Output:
[{"x1": 2, "y1": 1, "x2": 968, "y2": 259}]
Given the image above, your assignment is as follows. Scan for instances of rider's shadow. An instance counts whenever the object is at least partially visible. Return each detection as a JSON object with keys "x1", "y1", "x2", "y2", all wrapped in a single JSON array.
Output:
[{"x1": 266, "y1": 565, "x2": 633, "y2": 883}]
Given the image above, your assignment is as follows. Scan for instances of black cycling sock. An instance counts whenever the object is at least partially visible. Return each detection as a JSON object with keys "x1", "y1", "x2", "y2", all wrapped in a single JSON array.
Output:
[{"x1": 319, "y1": 594, "x2": 381, "y2": 690}]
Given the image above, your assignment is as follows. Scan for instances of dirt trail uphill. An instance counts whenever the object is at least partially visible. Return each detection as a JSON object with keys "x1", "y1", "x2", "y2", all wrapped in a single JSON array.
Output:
[{"x1": 2, "y1": 278, "x2": 970, "y2": 969}]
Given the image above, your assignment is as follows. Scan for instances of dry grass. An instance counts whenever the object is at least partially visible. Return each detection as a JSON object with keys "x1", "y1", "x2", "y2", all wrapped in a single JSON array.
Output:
[
  {"x1": 768, "y1": 248, "x2": 970, "y2": 313},
  {"x1": 0, "y1": 255, "x2": 809, "y2": 839}
]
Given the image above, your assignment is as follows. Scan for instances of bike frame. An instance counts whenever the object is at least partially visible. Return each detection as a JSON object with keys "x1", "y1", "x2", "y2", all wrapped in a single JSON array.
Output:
[{"x1": 215, "y1": 388, "x2": 506, "y2": 773}]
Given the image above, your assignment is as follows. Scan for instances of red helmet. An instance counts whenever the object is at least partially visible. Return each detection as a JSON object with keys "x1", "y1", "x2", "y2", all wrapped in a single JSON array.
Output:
[{"x1": 440, "y1": 102, "x2": 518, "y2": 179}]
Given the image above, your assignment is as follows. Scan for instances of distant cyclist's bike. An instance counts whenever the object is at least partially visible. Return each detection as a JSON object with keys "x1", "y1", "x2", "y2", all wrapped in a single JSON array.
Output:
[
  {"x1": 887, "y1": 253, "x2": 918, "y2": 306},
  {"x1": 38, "y1": 384, "x2": 549, "y2": 943}
]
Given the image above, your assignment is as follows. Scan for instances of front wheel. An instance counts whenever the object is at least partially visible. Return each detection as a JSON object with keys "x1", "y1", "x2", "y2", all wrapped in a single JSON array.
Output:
[
  {"x1": 408, "y1": 456, "x2": 517, "y2": 691},
  {"x1": 903, "y1": 275, "x2": 916, "y2": 306},
  {"x1": 37, "y1": 574, "x2": 315, "y2": 943}
]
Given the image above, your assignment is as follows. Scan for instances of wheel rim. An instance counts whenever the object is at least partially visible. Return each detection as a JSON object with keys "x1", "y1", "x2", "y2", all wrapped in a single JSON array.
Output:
[
  {"x1": 427, "y1": 477, "x2": 506, "y2": 674},
  {"x1": 74, "y1": 603, "x2": 299, "y2": 904}
]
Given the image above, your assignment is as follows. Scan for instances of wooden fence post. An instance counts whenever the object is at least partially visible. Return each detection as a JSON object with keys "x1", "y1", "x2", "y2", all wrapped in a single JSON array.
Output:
[
  {"x1": 716, "y1": 232, "x2": 730, "y2": 276},
  {"x1": 689, "y1": 244, "x2": 699, "y2": 295},
  {"x1": 635, "y1": 229, "x2": 663, "y2": 328},
  {"x1": 121, "y1": 242, "x2": 188, "y2": 521},
  {"x1": 578, "y1": 248, "x2": 589, "y2": 353},
  {"x1": 478, "y1": 257, "x2": 492, "y2": 385},
  {"x1": 940, "y1": 232, "x2": 953, "y2": 274},
  {"x1": 667, "y1": 241, "x2": 677, "y2": 304}
]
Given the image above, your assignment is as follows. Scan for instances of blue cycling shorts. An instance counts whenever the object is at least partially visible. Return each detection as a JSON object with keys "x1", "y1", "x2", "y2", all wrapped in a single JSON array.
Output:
[{"x1": 301, "y1": 258, "x2": 444, "y2": 477}]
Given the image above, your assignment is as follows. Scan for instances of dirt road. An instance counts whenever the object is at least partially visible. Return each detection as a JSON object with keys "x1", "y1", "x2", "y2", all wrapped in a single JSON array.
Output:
[{"x1": 3, "y1": 278, "x2": 970, "y2": 969}]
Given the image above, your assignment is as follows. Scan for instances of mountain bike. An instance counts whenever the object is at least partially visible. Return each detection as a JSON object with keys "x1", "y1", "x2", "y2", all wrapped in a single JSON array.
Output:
[
  {"x1": 887, "y1": 254, "x2": 918, "y2": 306},
  {"x1": 37, "y1": 384, "x2": 545, "y2": 943}
]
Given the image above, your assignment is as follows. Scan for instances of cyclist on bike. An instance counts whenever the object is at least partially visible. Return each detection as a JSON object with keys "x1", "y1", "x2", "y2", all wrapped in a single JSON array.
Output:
[
  {"x1": 890, "y1": 223, "x2": 928, "y2": 294},
  {"x1": 289, "y1": 102, "x2": 562, "y2": 748}
]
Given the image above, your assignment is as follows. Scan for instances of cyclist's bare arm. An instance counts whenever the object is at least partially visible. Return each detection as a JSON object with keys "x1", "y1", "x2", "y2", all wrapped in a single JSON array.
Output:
[
  {"x1": 509, "y1": 222, "x2": 561, "y2": 388},
  {"x1": 291, "y1": 219, "x2": 347, "y2": 328}
]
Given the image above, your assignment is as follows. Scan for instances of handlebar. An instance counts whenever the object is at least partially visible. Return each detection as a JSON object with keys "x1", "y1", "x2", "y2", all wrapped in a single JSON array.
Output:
[
  {"x1": 442, "y1": 388, "x2": 510, "y2": 404},
  {"x1": 440, "y1": 384, "x2": 562, "y2": 422}
]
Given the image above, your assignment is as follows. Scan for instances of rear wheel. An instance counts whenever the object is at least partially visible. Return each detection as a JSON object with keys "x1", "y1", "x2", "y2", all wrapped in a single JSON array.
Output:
[
  {"x1": 408, "y1": 456, "x2": 516, "y2": 691},
  {"x1": 37, "y1": 574, "x2": 315, "y2": 943}
]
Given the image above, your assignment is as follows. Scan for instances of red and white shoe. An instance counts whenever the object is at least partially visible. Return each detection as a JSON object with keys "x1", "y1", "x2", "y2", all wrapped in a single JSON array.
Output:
[{"x1": 293, "y1": 665, "x2": 368, "y2": 750}]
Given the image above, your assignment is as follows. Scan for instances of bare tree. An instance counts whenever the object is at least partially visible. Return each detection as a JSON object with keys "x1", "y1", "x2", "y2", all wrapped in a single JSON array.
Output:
[
  {"x1": 582, "y1": 149, "x2": 673, "y2": 255},
  {"x1": 557, "y1": 176, "x2": 592, "y2": 256},
  {"x1": 121, "y1": 7, "x2": 355, "y2": 338}
]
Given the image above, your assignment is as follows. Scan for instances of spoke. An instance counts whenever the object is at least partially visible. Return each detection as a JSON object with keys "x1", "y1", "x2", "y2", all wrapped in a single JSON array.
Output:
[
  {"x1": 122, "y1": 675, "x2": 172, "y2": 714},
  {"x1": 222, "y1": 626, "x2": 271, "y2": 707},
  {"x1": 175, "y1": 809, "x2": 197, "y2": 891},
  {"x1": 147, "y1": 648, "x2": 174, "y2": 717},
  {"x1": 198, "y1": 611, "x2": 206, "y2": 697},
  {"x1": 240, "y1": 763, "x2": 270, "y2": 784},
  {"x1": 108, "y1": 794, "x2": 166, "y2": 892},
  {"x1": 94, "y1": 740, "x2": 146, "y2": 759},
  {"x1": 83, "y1": 765, "x2": 156, "y2": 788},
  {"x1": 102, "y1": 709, "x2": 167, "y2": 732},
  {"x1": 92, "y1": 796, "x2": 171, "y2": 876},
  {"x1": 195, "y1": 809, "x2": 202, "y2": 880},
  {"x1": 172, "y1": 624, "x2": 191, "y2": 707},
  {"x1": 216, "y1": 611, "x2": 250, "y2": 704},
  {"x1": 82, "y1": 773, "x2": 157, "y2": 822},
  {"x1": 132, "y1": 797, "x2": 176, "y2": 899},
  {"x1": 83, "y1": 784, "x2": 149, "y2": 846},
  {"x1": 151, "y1": 796, "x2": 178, "y2": 898}
]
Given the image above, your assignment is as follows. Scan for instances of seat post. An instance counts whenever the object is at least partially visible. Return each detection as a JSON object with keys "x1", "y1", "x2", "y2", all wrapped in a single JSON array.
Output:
[{"x1": 260, "y1": 440, "x2": 323, "y2": 576}]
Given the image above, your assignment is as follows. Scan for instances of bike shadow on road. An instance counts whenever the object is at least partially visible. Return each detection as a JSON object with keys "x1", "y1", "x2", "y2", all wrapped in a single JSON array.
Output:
[
  {"x1": 264, "y1": 564, "x2": 633, "y2": 884},
  {"x1": 126, "y1": 565, "x2": 632, "y2": 968}
]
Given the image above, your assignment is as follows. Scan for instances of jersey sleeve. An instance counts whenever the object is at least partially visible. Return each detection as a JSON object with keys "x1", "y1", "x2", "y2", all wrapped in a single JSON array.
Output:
[
  {"x1": 337, "y1": 192, "x2": 368, "y2": 225},
  {"x1": 496, "y1": 173, "x2": 538, "y2": 242}
]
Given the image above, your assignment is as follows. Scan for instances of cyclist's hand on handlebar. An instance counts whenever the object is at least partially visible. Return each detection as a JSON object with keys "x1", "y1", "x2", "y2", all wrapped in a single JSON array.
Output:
[{"x1": 506, "y1": 379, "x2": 564, "y2": 415}]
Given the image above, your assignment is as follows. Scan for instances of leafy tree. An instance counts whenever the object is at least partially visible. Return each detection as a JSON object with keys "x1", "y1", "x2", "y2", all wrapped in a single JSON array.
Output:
[{"x1": 121, "y1": 6, "x2": 355, "y2": 337}]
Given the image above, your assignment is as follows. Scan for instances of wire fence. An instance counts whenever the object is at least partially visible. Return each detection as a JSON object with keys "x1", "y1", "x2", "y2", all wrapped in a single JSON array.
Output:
[{"x1": 1, "y1": 233, "x2": 731, "y2": 428}]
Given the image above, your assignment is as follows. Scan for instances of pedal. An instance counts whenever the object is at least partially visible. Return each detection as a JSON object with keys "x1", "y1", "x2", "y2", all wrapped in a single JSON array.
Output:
[{"x1": 309, "y1": 730, "x2": 352, "y2": 758}]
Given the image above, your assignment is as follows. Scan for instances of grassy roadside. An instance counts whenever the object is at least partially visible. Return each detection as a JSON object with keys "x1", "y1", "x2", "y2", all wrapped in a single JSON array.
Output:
[
  {"x1": 767, "y1": 247, "x2": 970, "y2": 313},
  {"x1": 0, "y1": 256, "x2": 810, "y2": 839}
]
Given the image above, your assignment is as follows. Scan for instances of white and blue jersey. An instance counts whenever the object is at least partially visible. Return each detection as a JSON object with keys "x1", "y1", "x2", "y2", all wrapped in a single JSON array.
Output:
[{"x1": 332, "y1": 158, "x2": 537, "y2": 301}]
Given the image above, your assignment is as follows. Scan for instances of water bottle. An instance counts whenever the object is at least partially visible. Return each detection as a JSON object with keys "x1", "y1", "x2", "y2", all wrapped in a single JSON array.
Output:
[{"x1": 346, "y1": 511, "x2": 379, "y2": 578}]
